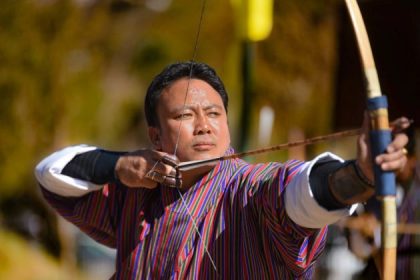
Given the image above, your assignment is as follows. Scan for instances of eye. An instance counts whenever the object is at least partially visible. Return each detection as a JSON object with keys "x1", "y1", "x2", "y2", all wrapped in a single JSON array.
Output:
[
  {"x1": 208, "y1": 111, "x2": 221, "y2": 117},
  {"x1": 175, "y1": 113, "x2": 193, "y2": 120}
]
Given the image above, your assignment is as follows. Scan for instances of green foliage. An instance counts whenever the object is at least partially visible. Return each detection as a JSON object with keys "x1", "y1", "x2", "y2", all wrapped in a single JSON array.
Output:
[{"x1": 0, "y1": 1, "x2": 129, "y2": 195}]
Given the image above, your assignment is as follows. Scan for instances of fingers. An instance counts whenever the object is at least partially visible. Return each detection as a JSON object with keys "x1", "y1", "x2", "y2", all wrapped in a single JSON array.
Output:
[
  {"x1": 115, "y1": 149, "x2": 182, "y2": 189},
  {"x1": 364, "y1": 116, "x2": 411, "y2": 173},
  {"x1": 145, "y1": 153, "x2": 182, "y2": 188},
  {"x1": 145, "y1": 170, "x2": 182, "y2": 188},
  {"x1": 375, "y1": 133, "x2": 408, "y2": 171},
  {"x1": 387, "y1": 133, "x2": 409, "y2": 154},
  {"x1": 161, "y1": 154, "x2": 179, "y2": 167},
  {"x1": 150, "y1": 160, "x2": 177, "y2": 177},
  {"x1": 375, "y1": 149, "x2": 407, "y2": 171},
  {"x1": 390, "y1": 117, "x2": 412, "y2": 133}
]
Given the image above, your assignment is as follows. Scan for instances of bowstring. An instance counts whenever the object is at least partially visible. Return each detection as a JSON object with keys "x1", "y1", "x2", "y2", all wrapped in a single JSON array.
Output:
[
  {"x1": 171, "y1": 0, "x2": 219, "y2": 275},
  {"x1": 172, "y1": 0, "x2": 207, "y2": 157},
  {"x1": 175, "y1": 187, "x2": 219, "y2": 273}
]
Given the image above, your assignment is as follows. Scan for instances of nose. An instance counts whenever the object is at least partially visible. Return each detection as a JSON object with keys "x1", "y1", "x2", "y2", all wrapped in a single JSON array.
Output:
[{"x1": 193, "y1": 113, "x2": 211, "y2": 135}]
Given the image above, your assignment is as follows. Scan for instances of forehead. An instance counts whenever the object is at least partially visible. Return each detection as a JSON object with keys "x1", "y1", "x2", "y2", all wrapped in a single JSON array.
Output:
[{"x1": 159, "y1": 78, "x2": 223, "y2": 108}]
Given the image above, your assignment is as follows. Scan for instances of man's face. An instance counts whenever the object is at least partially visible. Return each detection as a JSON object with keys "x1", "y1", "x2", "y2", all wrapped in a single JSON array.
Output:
[{"x1": 149, "y1": 78, "x2": 230, "y2": 162}]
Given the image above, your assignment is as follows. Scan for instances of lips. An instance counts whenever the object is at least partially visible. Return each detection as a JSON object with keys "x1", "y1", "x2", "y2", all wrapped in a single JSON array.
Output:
[{"x1": 192, "y1": 141, "x2": 215, "y2": 151}]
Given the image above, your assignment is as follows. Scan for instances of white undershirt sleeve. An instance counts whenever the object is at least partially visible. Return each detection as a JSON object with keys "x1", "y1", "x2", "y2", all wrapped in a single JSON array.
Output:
[
  {"x1": 34, "y1": 145, "x2": 104, "y2": 197},
  {"x1": 285, "y1": 152, "x2": 358, "y2": 228}
]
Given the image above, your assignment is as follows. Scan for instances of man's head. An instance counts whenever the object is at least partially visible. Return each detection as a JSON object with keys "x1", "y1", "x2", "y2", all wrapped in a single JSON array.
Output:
[
  {"x1": 145, "y1": 61, "x2": 228, "y2": 127},
  {"x1": 145, "y1": 61, "x2": 231, "y2": 162}
]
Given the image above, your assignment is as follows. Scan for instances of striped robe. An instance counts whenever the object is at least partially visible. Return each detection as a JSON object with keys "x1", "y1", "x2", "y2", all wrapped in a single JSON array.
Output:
[{"x1": 41, "y1": 152, "x2": 331, "y2": 279}]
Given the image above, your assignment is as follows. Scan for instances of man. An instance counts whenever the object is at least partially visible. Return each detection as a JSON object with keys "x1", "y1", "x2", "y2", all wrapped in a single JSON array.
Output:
[{"x1": 35, "y1": 61, "x2": 408, "y2": 279}]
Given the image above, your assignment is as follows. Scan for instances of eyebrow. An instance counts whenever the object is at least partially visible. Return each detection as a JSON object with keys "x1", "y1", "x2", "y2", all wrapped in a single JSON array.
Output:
[{"x1": 172, "y1": 104, "x2": 224, "y2": 112}]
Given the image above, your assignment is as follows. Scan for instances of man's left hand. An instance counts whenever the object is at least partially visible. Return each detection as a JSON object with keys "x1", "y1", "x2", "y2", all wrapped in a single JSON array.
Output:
[{"x1": 356, "y1": 113, "x2": 410, "y2": 183}]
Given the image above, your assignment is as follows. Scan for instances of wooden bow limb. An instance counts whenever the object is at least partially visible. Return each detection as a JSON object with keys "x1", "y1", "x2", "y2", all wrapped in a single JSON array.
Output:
[{"x1": 344, "y1": 1, "x2": 397, "y2": 279}]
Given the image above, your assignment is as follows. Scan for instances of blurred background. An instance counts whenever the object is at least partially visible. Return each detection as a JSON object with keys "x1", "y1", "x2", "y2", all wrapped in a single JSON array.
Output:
[{"x1": 0, "y1": 0, "x2": 418, "y2": 279}]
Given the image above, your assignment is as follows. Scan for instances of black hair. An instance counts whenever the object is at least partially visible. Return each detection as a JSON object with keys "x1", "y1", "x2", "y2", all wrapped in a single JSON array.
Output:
[{"x1": 144, "y1": 61, "x2": 228, "y2": 127}]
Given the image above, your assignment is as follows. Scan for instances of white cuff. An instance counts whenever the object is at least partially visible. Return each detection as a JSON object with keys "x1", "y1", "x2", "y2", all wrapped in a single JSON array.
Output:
[
  {"x1": 285, "y1": 152, "x2": 358, "y2": 229},
  {"x1": 35, "y1": 145, "x2": 104, "y2": 197}
]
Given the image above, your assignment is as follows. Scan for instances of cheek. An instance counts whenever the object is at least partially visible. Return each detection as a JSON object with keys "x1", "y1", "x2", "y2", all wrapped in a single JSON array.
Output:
[
  {"x1": 210, "y1": 118, "x2": 228, "y2": 134},
  {"x1": 157, "y1": 122, "x2": 178, "y2": 145},
  {"x1": 162, "y1": 121, "x2": 193, "y2": 143},
  {"x1": 177, "y1": 126, "x2": 196, "y2": 151},
  {"x1": 222, "y1": 126, "x2": 231, "y2": 145},
  {"x1": 211, "y1": 119, "x2": 230, "y2": 143}
]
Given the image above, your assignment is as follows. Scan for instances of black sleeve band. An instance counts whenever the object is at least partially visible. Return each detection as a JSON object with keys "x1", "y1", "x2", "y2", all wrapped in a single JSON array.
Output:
[
  {"x1": 309, "y1": 159, "x2": 347, "y2": 211},
  {"x1": 61, "y1": 149, "x2": 125, "y2": 184}
]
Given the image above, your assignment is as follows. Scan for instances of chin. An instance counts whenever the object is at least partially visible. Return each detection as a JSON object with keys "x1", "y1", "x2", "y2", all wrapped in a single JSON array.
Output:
[{"x1": 180, "y1": 151, "x2": 217, "y2": 162}]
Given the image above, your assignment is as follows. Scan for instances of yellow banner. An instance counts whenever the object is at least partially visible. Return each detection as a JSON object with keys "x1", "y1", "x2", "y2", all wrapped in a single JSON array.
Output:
[{"x1": 231, "y1": 0, "x2": 273, "y2": 41}]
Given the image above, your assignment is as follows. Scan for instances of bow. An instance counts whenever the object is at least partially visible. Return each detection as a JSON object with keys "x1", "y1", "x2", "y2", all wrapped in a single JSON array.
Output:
[{"x1": 344, "y1": 0, "x2": 396, "y2": 279}]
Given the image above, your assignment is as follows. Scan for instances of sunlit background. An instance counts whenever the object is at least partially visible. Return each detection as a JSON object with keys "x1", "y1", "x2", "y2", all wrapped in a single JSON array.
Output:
[{"x1": 0, "y1": 0, "x2": 418, "y2": 279}]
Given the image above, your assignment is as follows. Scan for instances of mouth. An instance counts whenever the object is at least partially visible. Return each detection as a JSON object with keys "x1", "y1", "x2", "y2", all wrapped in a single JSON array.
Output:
[{"x1": 193, "y1": 142, "x2": 215, "y2": 151}]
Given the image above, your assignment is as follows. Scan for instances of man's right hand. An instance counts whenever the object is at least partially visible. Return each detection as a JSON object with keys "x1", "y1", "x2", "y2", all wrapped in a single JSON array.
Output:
[{"x1": 115, "y1": 150, "x2": 180, "y2": 189}]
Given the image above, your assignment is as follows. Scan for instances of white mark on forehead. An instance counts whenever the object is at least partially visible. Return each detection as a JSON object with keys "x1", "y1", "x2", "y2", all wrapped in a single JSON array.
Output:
[
  {"x1": 188, "y1": 86, "x2": 207, "y2": 96},
  {"x1": 161, "y1": 78, "x2": 221, "y2": 111},
  {"x1": 186, "y1": 86, "x2": 213, "y2": 105}
]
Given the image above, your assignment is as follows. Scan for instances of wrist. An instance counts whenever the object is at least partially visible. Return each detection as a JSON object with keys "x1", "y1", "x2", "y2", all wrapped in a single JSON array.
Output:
[
  {"x1": 328, "y1": 160, "x2": 375, "y2": 206},
  {"x1": 96, "y1": 150, "x2": 125, "y2": 184},
  {"x1": 354, "y1": 160, "x2": 375, "y2": 188}
]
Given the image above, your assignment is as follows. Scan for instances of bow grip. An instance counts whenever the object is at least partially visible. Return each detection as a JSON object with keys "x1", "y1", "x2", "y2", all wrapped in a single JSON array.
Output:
[{"x1": 367, "y1": 96, "x2": 396, "y2": 196}]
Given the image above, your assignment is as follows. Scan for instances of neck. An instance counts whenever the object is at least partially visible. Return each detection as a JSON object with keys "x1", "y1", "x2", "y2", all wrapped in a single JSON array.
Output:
[{"x1": 180, "y1": 165, "x2": 214, "y2": 190}]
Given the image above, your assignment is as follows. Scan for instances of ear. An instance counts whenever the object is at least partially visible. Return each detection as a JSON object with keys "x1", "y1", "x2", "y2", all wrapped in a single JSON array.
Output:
[{"x1": 148, "y1": 126, "x2": 162, "y2": 150}]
